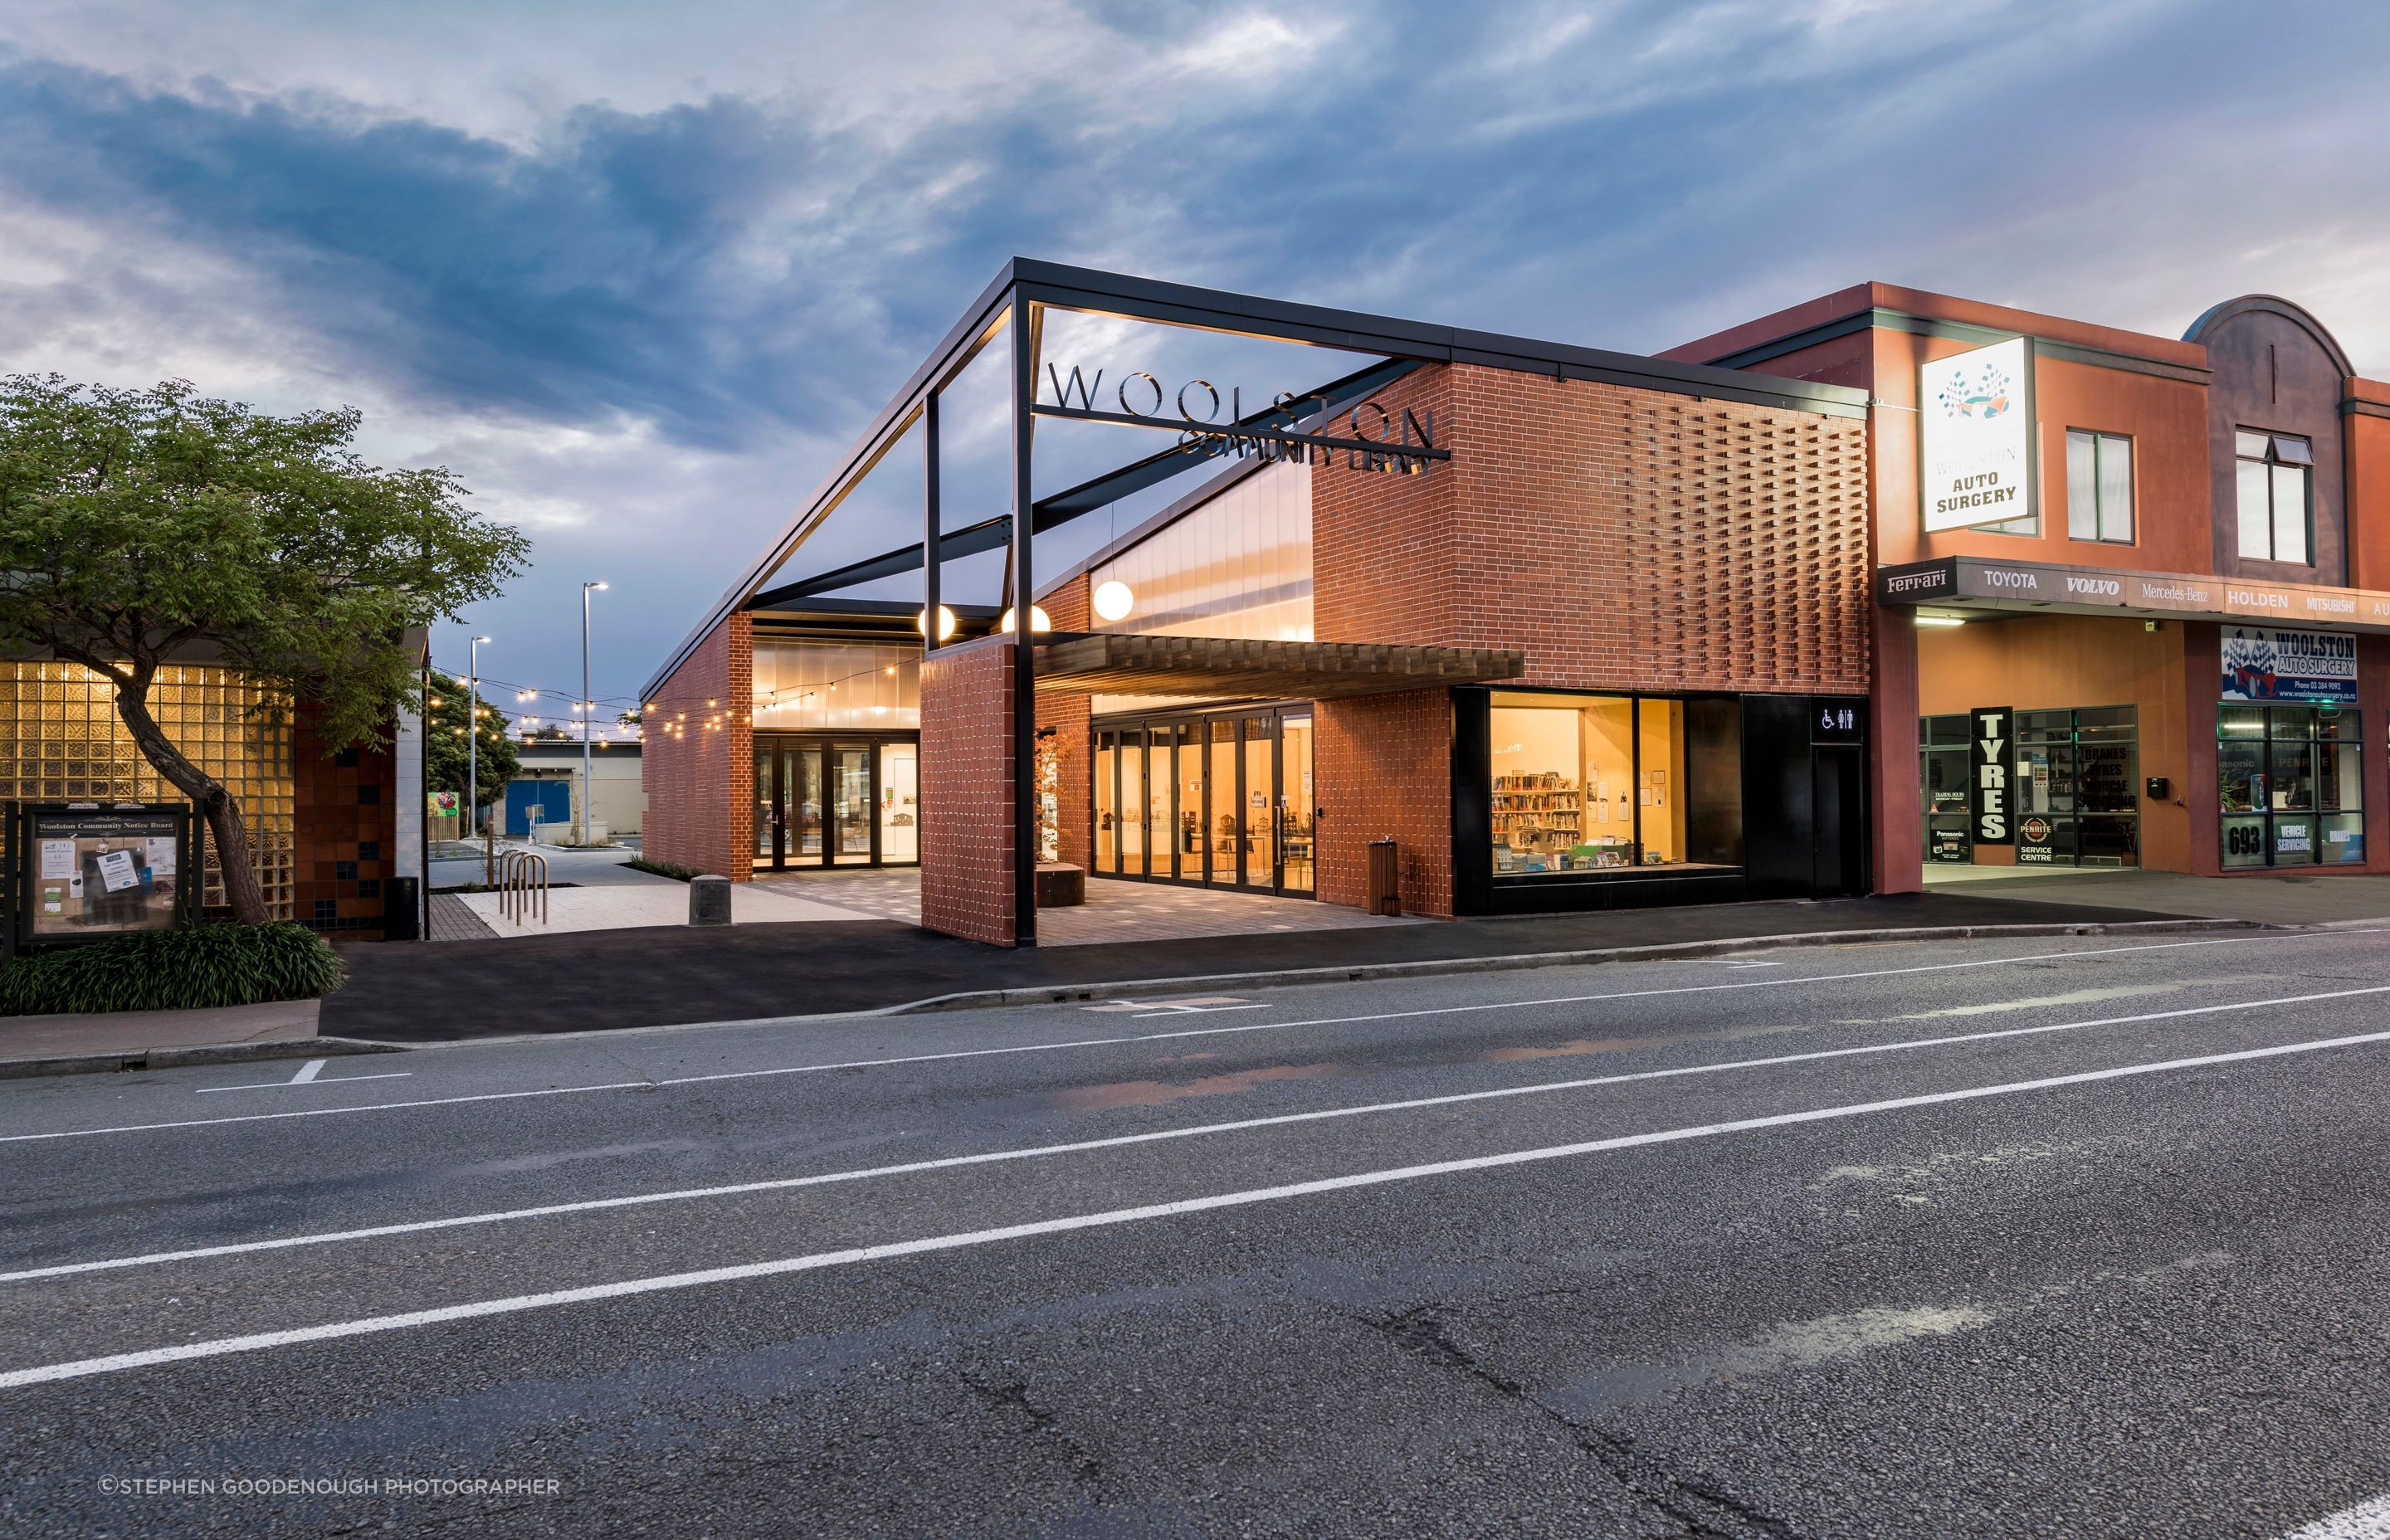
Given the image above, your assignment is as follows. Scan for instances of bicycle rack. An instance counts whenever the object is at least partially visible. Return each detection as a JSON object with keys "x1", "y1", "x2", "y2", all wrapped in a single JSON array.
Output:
[{"x1": 495, "y1": 848, "x2": 549, "y2": 926}]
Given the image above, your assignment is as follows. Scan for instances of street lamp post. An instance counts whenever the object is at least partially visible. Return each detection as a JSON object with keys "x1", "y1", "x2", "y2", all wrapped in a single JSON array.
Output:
[
  {"x1": 582, "y1": 582, "x2": 607, "y2": 846},
  {"x1": 468, "y1": 635, "x2": 492, "y2": 885}
]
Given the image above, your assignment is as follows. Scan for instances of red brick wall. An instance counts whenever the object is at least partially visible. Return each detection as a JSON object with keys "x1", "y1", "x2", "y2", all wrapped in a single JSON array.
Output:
[
  {"x1": 1033, "y1": 575, "x2": 1094, "y2": 870},
  {"x1": 920, "y1": 635, "x2": 1019, "y2": 946},
  {"x1": 641, "y1": 612, "x2": 753, "y2": 880},
  {"x1": 1313, "y1": 363, "x2": 1872, "y2": 694},
  {"x1": 291, "y1": 709, "x2": 401, "y2": 938},
  {"x1": 1316, "y1": 688, "x2": 1455, "y2": 916}
]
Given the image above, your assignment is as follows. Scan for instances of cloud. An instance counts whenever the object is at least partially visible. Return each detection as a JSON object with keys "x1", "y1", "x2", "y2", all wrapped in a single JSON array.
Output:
[{"x1": 6, "y1": 0, "x2": 2390, "y2": 699}]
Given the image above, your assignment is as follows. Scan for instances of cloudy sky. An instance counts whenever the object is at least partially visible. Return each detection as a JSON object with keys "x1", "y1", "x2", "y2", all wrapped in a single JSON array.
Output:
[{"x1": 2, "y1": 0, "x2": 2385, "y2": 714}]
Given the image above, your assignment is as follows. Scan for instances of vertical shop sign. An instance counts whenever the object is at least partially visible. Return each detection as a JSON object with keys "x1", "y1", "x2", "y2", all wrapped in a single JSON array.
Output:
[
  {"x1": 1970, "y1": 706, "x2": 2014, "y2": 845},
  {"x1": 1920, "y1": 337, "x2": 2035, "y2": 533}
]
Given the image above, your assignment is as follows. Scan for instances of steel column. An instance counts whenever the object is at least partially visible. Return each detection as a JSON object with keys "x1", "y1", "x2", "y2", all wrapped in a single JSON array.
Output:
[{"x1": 1007, "y1": 301, "x2": 1039, "y2": 944}]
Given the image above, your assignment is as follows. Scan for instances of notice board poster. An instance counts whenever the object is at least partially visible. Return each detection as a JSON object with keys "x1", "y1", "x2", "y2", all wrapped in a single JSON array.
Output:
[{"x1": 14, "y1": 803, "x2": 193, "y2": 943}]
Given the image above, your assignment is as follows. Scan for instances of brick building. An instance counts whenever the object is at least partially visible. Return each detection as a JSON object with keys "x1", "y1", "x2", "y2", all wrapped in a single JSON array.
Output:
[{"x1": 640, "y1": 262, "x2": 2390, "y2": 948}]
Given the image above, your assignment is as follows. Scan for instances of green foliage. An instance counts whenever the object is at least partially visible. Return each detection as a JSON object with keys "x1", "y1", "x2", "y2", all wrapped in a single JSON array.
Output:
[
  {"x1": 622, "y1": 857, "x2": 702, "y2": 882},
  {"x1": 423, "y1": 670, "x2": 521, "y2": 810},
  {"x1": 0, "y1": 923, "x2": 347, "y2": 1016}
]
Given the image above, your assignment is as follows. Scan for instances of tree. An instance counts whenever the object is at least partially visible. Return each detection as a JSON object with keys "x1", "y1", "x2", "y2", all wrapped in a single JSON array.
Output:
[
  {"x1": 0, "y1": 376, "x2": 529, "y2": 924},
  {"x1": 422, "y1": 671, "x2": 521, "y2": 814}
]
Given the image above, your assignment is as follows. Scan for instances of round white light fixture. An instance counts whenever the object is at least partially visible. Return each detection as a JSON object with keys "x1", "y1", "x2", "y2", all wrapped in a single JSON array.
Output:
[
  {"x1": 1091, "y1": 579, "x2": 1135, "y2": 622},
  {"x1": 998, "y1": 605, "x2": 1052, "y2": 634},
  {"x1": 916, "y1": 605, "x2": 958, "y2": 641}
]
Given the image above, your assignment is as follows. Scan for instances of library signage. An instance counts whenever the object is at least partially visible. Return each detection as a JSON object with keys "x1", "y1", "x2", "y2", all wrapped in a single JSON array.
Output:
[
  {"x1": 1036, "y1": 364, "x2": 1449, "y2": 474},
  {"x1": 1919, "y1": 337, "x2": 2034, "y2": 533}
]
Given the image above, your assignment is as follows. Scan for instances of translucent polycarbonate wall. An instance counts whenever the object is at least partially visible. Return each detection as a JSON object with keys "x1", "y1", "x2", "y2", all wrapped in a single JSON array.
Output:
[
  {"x1": 751, "y1": 641, "x2": 919, "y2": 730},
  {"x1": 1086, "y1": 461, "x2": 1311, "y2": 642}
]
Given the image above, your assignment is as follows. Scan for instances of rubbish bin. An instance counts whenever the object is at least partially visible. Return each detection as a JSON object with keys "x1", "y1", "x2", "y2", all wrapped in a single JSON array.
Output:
[
  {"x1": 1366, "y1": 838, "x2": 1401, "y2": 917},
  {"x1": 384, "y1": 875, "x2": 421, "y2": 941}
]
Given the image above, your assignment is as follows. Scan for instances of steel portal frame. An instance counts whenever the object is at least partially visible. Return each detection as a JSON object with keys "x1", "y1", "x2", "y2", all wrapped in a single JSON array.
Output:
[{"x1": 643, "y1": 257, "x2": 1871, "y2": 943}]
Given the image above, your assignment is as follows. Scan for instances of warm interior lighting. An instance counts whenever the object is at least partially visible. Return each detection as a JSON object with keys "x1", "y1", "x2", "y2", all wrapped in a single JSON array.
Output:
[
  {"x1": 998, "y1": 605, "x2": 1052, "y2": 634},
  {"x1": 916, "y1": 606, "x2": 958, "y2": 641},
  {"x1": 1091, "y1": 579, "x2": 1135, "y2": 622}
]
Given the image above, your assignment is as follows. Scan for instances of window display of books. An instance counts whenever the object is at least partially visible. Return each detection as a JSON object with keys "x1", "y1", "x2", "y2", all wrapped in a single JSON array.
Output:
[{"x1": 1492, "y1": 772, "x2": 1582, "y2": 855}]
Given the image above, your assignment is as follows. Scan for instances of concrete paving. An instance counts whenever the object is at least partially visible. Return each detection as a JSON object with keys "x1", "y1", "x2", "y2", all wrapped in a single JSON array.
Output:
[
  {"x1": 1925, "y1": 863, "x2": 2390, "y2": 924},
  {"x1": 751, "y1": 867, "x2": 1424, "y2": 946},
  {"x1": 7, "y1": 928, "x2": 2390, "y2": 1535}
]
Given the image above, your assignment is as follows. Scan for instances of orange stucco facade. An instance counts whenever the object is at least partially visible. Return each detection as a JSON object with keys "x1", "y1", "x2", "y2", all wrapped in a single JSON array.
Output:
[{"x1": 1675, "y1": 283, "x2": 2390, "y2": 885}]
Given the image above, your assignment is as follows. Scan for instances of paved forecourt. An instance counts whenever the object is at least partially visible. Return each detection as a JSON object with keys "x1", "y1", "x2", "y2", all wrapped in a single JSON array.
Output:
[{"x1": 4, "y1": 928, "x2": 2390, "y2": 1536}]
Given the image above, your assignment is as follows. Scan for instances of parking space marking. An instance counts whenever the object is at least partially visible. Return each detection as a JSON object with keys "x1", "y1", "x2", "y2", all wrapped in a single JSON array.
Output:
[{"x1": 194, "y1": 1070, "x2": 414, "y2": 1094}]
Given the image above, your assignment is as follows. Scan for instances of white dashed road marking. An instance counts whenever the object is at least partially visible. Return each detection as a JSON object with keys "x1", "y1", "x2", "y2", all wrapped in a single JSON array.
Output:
[{"x1": 9, "y1": 1018, "x2": 2390, "y2": 1390}]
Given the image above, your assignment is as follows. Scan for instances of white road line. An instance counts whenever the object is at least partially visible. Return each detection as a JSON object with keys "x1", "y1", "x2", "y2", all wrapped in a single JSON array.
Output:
[
  {"x1": 291, "y1": 1060, "x2": 326, "y2": 1084},
  {"x1": 193, "y1": 1072, "x2": 414, "y2": 1095},
  {"x1": 0, "y1": 933, "x2": 2347, "y2": 1145},
  {"x1": 2281, "y1": 1494, "x2": 2390, "y2": 1539},
  {"x1": 8, "y1": 1019, "x2": 2390, "y2": 1391},
  {"x1": 1130, "y1": 1003, "x2": 1270, "y2": 1019},
  {"x1": 11, "y1": 980, "x2": 2389, "y2": 1288}
]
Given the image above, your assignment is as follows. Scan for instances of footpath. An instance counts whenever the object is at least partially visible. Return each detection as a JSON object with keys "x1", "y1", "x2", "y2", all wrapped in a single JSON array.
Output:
[{"x1": 322, "y1": 886, "x2": 2203, "y2": 1044}]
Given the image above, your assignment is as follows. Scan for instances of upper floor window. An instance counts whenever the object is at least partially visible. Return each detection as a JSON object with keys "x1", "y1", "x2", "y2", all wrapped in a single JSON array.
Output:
[
  {"x1": 2236, "y1": 429, "x2": 2313, "y2": 564},
  {"x1": 2066, "y1": 430, "x2": 2134, "y2": 543}
]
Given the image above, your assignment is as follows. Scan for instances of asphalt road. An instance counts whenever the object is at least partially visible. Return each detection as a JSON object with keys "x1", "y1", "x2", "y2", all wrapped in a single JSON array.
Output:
[{"x1": 6, "y1": 927, "x2": 2390, "y2": 1538}]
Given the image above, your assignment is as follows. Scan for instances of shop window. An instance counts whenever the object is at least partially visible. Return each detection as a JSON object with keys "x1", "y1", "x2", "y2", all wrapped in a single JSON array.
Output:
[
  {"x1": 2065, "y1": 430, "x2": 2134, "y2": 543},
  {"x1": 1489, "y1": 691, "x2": 1740, "y2": 877},
  {"x1": 2235, "y1": 431, "x2": 2312, "y2": 564},
  {"x1": 1919, "y1": 713, "x2": 1973, "y2": 863},
  {"x1": 2220, "y1": 704, "x2": 2361, "y2": 867}
]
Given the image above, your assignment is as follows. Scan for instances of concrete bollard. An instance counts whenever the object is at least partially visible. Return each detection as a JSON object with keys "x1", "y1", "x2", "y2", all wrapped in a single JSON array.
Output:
[{"x1": 689, "y1": 874, "x2": 733, "y2": 927}]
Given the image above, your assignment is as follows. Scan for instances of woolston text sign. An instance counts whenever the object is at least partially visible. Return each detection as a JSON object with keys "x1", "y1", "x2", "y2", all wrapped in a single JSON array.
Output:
[
  {"x1": 1919, "y1": 336, "x2": 2035, "y2": 533},
  {"x1": 1034, "y1": 365, "x2": 1449, "y2": 475}
]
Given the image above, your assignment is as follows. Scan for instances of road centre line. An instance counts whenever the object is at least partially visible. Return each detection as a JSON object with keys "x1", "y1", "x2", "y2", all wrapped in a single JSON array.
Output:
[
  {"x1": 10, "y1": 980, "x2": 2388, "y2": 1288},
  {"x1": 10, "y1": 1016, "x2": 2390, "y2": 1391},
  {"x1": 0, "y1": 933, "x2": 2347, "y2": 1145}
]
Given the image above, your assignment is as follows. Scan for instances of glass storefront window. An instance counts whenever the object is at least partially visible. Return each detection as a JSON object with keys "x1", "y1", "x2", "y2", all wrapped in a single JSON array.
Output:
[
  {"x1": 2220, "y1": 705, "x2": 2361, "y2": 867},
  {"x1": 879, "y1": 743, "x2": 918, "y2": 862},
  {"x1": 1490, "y1": 690, "x2": 1740, "y2": 878}
]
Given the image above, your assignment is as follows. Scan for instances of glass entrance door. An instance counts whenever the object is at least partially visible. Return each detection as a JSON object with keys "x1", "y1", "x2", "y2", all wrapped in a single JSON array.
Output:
[
  {"x1": 752, "y1": 734, "x2": 914, "y2": 870},
  {"x1": 1090, "y1": 709, "x2": 1311, "y2": 898}
]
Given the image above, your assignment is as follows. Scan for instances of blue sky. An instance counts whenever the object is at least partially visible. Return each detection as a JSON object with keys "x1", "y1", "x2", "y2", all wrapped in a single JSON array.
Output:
[{"x1": 2, "y1": 0, "x2": 2386, "y2": 714}]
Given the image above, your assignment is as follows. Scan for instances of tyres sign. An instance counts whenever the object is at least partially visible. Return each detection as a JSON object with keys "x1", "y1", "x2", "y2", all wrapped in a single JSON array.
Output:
[{"x1": 1970, "y1": 707, "x2": 2015, "y2": 846}]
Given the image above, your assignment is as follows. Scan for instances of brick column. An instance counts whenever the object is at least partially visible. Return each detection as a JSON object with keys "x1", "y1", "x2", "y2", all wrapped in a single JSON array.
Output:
[
  {"x1": 1316, "y1": 687, "x2": 1455, "y2": 917},
  {"x1": 641, "y1": 612, "x2": 754, "y2": 880},
  {"x1": 920, "y1": 635, "x2": 1019, "y2": 945}
]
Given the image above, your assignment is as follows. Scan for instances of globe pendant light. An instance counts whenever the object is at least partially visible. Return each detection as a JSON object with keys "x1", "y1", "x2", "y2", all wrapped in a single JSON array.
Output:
[
  {"x1": 1092, "y1": 579, "x2": 1135, "y2": 622},
  {"x1": 998, "y1": 605, "x2": 1052, "y2": 634}
]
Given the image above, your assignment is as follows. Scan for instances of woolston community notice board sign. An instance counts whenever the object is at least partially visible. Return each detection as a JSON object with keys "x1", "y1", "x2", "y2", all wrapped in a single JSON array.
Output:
[{"x1": 7, "y1": 802, "x2": 195, "y2": 947}]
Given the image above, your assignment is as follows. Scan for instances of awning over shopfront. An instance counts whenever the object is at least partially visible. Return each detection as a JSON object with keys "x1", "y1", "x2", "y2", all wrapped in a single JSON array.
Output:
[
  {"x1": 1032, "y1": 633, "x2": 1524, "y2": 699},
  {"x1": 1878, "y1": 556, "x2": 2390, "y2": 633}
]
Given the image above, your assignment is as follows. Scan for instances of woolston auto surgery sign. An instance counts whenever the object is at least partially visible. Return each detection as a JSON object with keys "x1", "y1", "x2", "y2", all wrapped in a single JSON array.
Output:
[
  {"x1": 2221, "y1": 626, "x2": 2358, "y2": 704},
  {"x1": 1919, "y1": 337, "x2": 2034, "y2": 533}
]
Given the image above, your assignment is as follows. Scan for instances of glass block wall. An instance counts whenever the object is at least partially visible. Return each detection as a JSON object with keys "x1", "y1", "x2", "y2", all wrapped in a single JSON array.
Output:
[{"x1": 0, "y1": 661, "x2": 299, "y2": 919}]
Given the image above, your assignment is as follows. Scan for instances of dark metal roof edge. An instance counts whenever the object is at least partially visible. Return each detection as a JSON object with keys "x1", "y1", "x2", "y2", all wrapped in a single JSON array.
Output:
[{"x1": 1698, "y1": 305, "x2": 2214, "y2": 384}]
